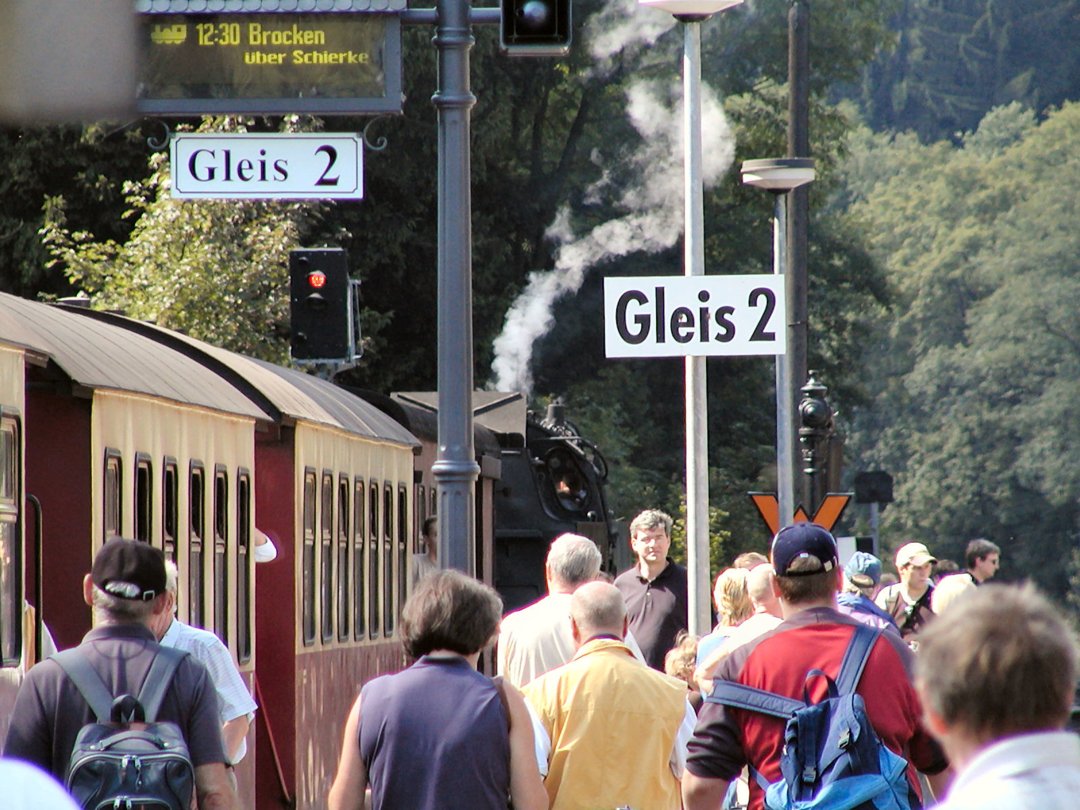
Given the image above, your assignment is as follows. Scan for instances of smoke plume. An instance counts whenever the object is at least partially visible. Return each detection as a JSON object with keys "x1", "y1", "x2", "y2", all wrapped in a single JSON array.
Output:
[{"x1": 489, "y1": 16, "x2": 738, "y2": 393}]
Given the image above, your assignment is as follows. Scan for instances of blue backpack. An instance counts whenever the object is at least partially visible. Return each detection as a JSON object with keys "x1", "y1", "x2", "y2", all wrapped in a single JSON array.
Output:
[{"x1": 707, "y1": 624, "x2": 915, "y2": 810}]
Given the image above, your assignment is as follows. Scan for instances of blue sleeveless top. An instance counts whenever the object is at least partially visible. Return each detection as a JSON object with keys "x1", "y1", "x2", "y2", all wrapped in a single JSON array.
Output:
[{"x1": 358, "y1": 656, "x2": 511, "y2": 810}]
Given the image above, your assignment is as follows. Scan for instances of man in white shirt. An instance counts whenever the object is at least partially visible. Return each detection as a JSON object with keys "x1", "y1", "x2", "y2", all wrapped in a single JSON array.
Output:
[
  {"x1": 153, "y1": 560, "x2": 258, "y2": 765},
  {"x1": 497, "y1": 532, "x2": 644, "y2": 688},
  {"x1": 410, "y1": 516, "x2": 438, "y2": 589},
  {"x1": 916, "y1": 582, "x2": 1080, "y2": 810}
]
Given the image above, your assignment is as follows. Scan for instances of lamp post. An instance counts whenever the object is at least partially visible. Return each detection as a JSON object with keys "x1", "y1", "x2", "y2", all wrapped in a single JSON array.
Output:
[
  {"x1": 638, "y1": 0, "x2": 742, "y2": 636},
  {"x1": 740, "y1": 157, "x2": 814, "y2": 530}
]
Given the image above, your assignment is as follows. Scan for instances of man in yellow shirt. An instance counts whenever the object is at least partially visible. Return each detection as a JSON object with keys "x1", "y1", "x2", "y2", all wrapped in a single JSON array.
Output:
[{"x1": 523, "y1": 581, "x2": 695, "y2": 810}]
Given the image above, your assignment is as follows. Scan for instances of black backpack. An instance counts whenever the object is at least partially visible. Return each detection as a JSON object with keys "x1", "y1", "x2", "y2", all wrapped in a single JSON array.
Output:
[{"x1": 52, "y1": 646, "x2": 195, "y2": 810}]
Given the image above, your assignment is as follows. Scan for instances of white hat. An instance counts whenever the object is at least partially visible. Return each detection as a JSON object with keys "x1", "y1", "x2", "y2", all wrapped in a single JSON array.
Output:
[{"x1": 895, "y1": 542, "x2": 936, "y2": 568}]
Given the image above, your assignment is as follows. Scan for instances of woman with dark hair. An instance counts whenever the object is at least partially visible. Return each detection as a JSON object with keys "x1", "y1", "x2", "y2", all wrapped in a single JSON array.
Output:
[{"x1": 328, "y1": 570, "x2": 547, "y2": 810}]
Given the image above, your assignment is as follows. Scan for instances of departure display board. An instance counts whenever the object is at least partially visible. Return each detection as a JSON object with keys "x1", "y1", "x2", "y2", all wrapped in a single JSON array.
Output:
[{"x1": 138, "y1": 13, "x2": 403, "y2": 115}]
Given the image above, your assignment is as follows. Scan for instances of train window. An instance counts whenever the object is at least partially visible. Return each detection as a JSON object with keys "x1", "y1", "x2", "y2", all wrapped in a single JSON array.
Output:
[
  {"x1": 430, "y1": 488, "x2": 437, "y2": 521},
  {"x1": 135, "y1": 455, "x2": 152, "y2": 543},
  {"x1": 353, "y1": 478, "x2": 365, "y2": 641},
  {"x1": 162, "y1": 459, "x2": 178, "y2": 562},
  {"x1": 0, "y1": 418, "x2": 22, "y2": 667},
  {"x1": 320, "y1": 472, "x2": 333, "y2": 644},
  {"x1": 337, "y1": 476, "x2": 350, "y2": 642},
  {"x1": 189, "y1": 463, "x2": 205, "y2": 628},
  {"x1": 104, "y1": 450, "x2": 122, "y2": 543},
  {"x1": 301, "y1": 469, "x2": 316, "y2": 646},
  {"x1": 368, "y1": 482, "x2": 379, "y2": 639},
  {"x1": 397, "y1": 486, "x2": 407, "y2": 615},
  {"x1": 213, "y1": 466, "x2": 228, "y2": 645},
  {"x1": 236, "y1": 470, "x2": 251, "y2": 663},
  {"x1": 383, "y1": 484, "x2": 393, "y2": 636}
]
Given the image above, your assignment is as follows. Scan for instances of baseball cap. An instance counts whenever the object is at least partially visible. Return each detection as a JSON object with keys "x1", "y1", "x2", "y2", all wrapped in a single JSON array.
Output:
[
  {"x1": 895, "y1": 542, "x2": 936, "y2": 569},
  {"x1": 845, "y1": 551, "x2": 882, "y2": 589},
  {"x1": 771, "y1": 523, "x2": 838, "y2": 577},
  {"x1": 92, "y1": 538, "x2": 166, "y2": 601}
]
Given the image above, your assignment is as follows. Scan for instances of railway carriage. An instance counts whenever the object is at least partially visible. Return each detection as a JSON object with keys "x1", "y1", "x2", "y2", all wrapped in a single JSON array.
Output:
[
  {"x1": 0, "y1": 293, "x2": 267, "y2": 779},
  {"x1": 62, "y1": 307, "x2": 420, "y2": 808},
  {"x1": 0, "y1": 290, "x2": 619, "y2": 809}
]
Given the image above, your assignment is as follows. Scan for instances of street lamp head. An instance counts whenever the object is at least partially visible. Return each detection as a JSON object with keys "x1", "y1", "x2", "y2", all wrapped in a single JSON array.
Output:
[
  {"x1": 638, "y1": 0, "x2": 742, "y2": 21},
  {"x1": 741, "y1": 157, "x2": 816, "y2": 192}
]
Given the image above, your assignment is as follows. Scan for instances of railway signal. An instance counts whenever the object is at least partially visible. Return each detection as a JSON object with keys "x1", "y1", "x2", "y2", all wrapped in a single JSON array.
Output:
[
  {"x1": 289, "y1": 248, "x2": 360, "y2": 361},
  {"x1": 500, "y1": 0, "x2": 571, "y2": 56}
]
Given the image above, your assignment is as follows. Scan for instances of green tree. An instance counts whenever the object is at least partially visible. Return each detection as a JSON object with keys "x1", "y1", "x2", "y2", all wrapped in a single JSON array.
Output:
[
  {"x1": 41, "y1": 119, "x2": 331, "y2": 361},
  {"x1": 841, "y1": 102, "x2": 1080, "y2": 603}
]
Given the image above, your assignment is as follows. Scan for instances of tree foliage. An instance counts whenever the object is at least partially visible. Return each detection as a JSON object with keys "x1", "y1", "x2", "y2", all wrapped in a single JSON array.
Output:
[
  {"x1": 858, "y1": 0, "x2": 1080, "y2": 141},
  {"x1": 11, "y1": 0, "x2": 902, "y2": 579},
  {"x1": 841, "y1": 101, "x2": 1080, "y2": 602},
  {"x1": 41, "y1": 118, "x2": 332, "y2": 361}
]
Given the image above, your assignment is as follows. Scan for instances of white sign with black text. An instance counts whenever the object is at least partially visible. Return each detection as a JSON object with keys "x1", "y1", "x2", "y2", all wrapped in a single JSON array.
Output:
[
  {"x1": 604, "y1": 275, "x2": 786, "y2": 358},
  {"x1": 170, "y1": 133, "x2": 363, "y2": 199}
]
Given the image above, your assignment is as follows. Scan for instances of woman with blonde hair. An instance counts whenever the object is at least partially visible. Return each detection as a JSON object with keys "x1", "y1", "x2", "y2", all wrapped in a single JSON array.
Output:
[{"x1": 695, "y1": 567, "x2": 752, "y2": 665}]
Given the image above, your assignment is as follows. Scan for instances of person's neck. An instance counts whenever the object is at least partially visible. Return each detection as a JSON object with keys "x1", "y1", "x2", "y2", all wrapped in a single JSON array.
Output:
[
  {"x1": 425, "y1": 648, "x2": 480, "y2": 668},
  {"x1": 779, "y1": 596, "x2": 836, "y2": 619},
  {"x1": 903, "y1": 580, "x2": 929, "y2": 599},
  {"x1": 966, "y1": 569, "x2": 981, "y2": 583},
  {"x1": 548, "y1": 580, "x2": 575, "y2": 595},
  {"x1": 639, "y1": 557, "x2": 668, "y2": 580}
]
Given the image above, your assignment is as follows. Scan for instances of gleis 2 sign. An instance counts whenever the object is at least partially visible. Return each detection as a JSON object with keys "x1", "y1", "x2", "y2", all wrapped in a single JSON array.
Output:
[{"x1": 604, "y1": 275, "x2": 786, "y2": 358}]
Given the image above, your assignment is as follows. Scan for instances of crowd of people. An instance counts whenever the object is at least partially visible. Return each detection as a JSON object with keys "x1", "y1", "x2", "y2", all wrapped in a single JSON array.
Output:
[{"x1": 2, "y1": 517, "x2": 1077, "y2": 810}]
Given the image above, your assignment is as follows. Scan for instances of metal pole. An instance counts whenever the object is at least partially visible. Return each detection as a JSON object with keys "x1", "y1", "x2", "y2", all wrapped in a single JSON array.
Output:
[
  {"x1": 787, "y1": 0, "x2": 810, "y2": 511},
  {"x1": 772, "y1": 194, "x2": 795, "y2": 528},
  {"x1": 682, "y1": 20, "x2": 710, "y2": 635},
  {"x1": 432, "y1": 0, "x2": 480, "y2": 575},
  {"x1": 869, "y1": 501, "x2": 880, "y2": 558}
]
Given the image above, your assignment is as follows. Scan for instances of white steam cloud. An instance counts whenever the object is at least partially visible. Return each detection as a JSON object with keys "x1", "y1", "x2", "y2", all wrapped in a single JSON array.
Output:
[{"x1": 489, "y1": 68, "x2": 737, "y2": 394}]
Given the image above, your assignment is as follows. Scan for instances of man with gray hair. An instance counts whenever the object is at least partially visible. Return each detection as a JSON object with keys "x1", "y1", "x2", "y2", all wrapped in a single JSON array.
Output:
[
  {"x1": 498, "y1": 533, "x2": 642, "y2": 688},
  {"x1": 916, "y1": 583, "x2": 1080, "y2": 809},
  {"x1": 523, "y1": 581, "x2": 695, "y2": 810},
  {"x1": 3, "y1": 538, "x2": 238, "y2": 809}
]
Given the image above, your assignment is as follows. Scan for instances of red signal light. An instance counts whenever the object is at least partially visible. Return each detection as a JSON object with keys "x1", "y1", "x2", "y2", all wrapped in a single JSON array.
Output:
[{"x1": 307, "y1": 270, "x2": 328, "y2": 290}]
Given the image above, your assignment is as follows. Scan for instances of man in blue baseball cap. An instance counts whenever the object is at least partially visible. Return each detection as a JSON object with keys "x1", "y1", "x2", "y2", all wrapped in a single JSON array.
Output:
[
  {"x1": 684, "y1": 523, "x2": 952, "y2": 810},
  {"x1": 837, "y1": 551, "x2": 899, "y2": 633}
]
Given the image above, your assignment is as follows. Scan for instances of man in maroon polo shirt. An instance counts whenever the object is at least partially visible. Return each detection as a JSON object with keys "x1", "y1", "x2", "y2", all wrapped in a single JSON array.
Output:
[{"x1": 683, "y1": 523, "x2": 952, "y2": 810}]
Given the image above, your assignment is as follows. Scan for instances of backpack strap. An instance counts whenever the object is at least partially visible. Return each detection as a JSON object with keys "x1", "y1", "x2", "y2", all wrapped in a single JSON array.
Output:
[
  {"x1": 835, "y1": 624, "x2": 882, "y2": 696},
  {"x1": 138, "y1": 646, "x2": 189, "y2": 722},
  {"x1": 51, "y1": 649, "x2": 114, "y2": 722},
  {"x1": 706, "y1": 680, "x2": 804, "y2": 720},
  {"x1": 53, "y1": 645, "x2": 189, "y2": 724}
]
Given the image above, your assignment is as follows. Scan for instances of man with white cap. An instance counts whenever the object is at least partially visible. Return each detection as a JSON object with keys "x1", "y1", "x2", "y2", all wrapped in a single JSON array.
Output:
[{"x1": 876, "y1": 542, "x2": 937, "y2": 643}]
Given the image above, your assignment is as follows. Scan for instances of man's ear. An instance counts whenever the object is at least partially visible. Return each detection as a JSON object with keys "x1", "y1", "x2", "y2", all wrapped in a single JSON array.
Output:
[
  {"x1": 151, "y1": 592, "x2": 171, "y2": 616},
  {"x1": 82, "y1": 574, "x2": 95, "y2": 607},
  {"x1": 917, "y1": 685, "x2": 948, "y2": 737},
  {"x1": 570, "y1": 616, "x2": 583, "y2": 645}
]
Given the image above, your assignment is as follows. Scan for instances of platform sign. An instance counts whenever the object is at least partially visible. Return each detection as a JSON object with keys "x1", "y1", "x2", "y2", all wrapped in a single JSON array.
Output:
[
  {"x1": 137, "y1": 12, "x2": 403, "y2": 115},
  {"x1": 604, "y1": 275, "x2": 786, "y2": 358},
  {"x1": 170, "y1": 134, "x2": 363, "y2": 200}
]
